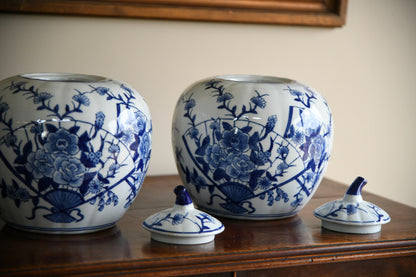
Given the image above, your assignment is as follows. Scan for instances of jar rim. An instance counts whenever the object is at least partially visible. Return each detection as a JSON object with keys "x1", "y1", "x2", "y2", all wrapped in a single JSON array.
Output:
[
  {"x1": 215, "y1": 75, "x2": 294, "y2": 84},
  {"x1": 20, "y1": 73, "x2": 108, "y2": 82}
]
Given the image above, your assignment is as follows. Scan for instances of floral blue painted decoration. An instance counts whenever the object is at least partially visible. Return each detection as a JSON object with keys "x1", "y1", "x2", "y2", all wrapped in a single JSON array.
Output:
[
  {"x1": 172, "y1": 75, "x2": 333, "y2": 219},
  {"x1": 0, "y1": 73, "x2": 152, "y2": 233}
]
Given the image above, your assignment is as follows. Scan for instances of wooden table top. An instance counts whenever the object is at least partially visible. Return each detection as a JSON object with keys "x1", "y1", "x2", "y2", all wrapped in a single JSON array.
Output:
[{"x1": 1, "y1": 175, "x2": 415, "y2": 276}]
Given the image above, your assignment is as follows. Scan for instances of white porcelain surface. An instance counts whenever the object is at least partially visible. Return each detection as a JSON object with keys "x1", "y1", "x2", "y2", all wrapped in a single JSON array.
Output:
[
  {"x1": 172, "y1": 75, "x2": 333, "y2": 219},
  {"x1": 143, "y1": 185, "x2": 224, "y2": 245},
  {"x1": 0, "y1": 73, "x2": 152, "y2": 234},
  {"x1": 314, "y1": 177, "x2": 391, "y2": 234}
]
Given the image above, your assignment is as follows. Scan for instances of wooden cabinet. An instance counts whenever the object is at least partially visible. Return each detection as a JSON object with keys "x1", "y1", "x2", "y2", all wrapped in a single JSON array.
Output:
[{"x1": 1, "y1": 175, "x2": 415, "y2": 276}]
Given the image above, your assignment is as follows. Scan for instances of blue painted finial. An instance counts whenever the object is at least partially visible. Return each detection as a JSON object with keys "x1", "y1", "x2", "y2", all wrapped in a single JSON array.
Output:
[
  {"x1": 174, "y1": 185, "x2": 193, "y2": 205},
  {"x1": 346, "y1": 176, "x2": 367, "y2": 196}
]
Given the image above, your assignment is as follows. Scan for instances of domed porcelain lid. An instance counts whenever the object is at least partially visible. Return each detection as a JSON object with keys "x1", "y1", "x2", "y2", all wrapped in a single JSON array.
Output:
[
  {"x1": 142, "y1": 185, "x2": 224, "y2": 244},
  {"x1": 314, "y1": 177, "x2": 391, "y2": 234}
]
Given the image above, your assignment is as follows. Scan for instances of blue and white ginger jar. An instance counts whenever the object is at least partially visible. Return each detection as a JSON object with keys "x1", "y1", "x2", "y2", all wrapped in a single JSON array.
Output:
[
  {"x1": 172, "y1": 75, "x2": 333, "y2": 219},
  {"x1": 0, "y1": 73, "x2": 152, "y2": 233}
]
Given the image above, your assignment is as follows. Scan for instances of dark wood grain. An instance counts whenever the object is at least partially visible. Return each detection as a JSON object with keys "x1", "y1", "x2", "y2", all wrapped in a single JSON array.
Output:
[
  {"x1": 0, "y1": 175, "x2": 415, "y2": 276},
  {"x1": 0, "y1": 0, "x2": 348, "y2": 27}
]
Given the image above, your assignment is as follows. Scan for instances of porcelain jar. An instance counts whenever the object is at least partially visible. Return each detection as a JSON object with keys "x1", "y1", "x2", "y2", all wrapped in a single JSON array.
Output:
[
  {"x1": 0, "y1": 73, "x2": 152, "y2": 233},
  {"x1": 172, "y1": 75, "x2": 333, "y2": 220}
]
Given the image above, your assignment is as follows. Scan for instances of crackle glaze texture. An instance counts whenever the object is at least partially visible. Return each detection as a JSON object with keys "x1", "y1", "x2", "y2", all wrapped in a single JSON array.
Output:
[
  {"x1": 172, "y1": 75, "x2": 333, "y2": 219},
  {"x1": 0, "y1": 73, "x2": 152, "y2": 233}
]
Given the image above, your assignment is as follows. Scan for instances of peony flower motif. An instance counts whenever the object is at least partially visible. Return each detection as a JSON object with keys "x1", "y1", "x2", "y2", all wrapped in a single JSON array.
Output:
[
  {"x1": 45, "y1": 128, "x2": 79, "y2": 156},
  {"x1": 204, "y1": 144, "x2": 228, "y2": 168},
  {"x1": 53, "y1": 156, "x2": 85, "y2": 188},
  {"x1": 220, "y1": 129, "x2": 249, "y2": 154},
  {"x1": 135, "y1": 111, "x2": 148, "y2": 134},
  {"x1": 72, "y1": 94, "x2": 90, "y2": 106},
  {"x1": 225, "y1": 154, "x2": 255, "y2": 182},
  {"x1": 308, "y1": 135, "x2": 325, "y2": 162},
  {"x1": 25, "y1": 149, "x2": 54, "y2": 179}
]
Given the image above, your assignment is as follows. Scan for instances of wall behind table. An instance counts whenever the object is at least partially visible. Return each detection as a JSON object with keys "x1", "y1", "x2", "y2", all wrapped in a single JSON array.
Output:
[{"x1": 1, "y1": 0, "x2": 415, "y2": 207}]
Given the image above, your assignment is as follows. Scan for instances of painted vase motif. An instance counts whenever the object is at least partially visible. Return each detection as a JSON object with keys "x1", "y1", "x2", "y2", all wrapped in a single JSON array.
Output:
[
  {"x1": 0, "y1": 73, "x2": 152, "y2": 233},
  {"x1": 172, "y1": 75, "x2": 333, "y2": 219}
]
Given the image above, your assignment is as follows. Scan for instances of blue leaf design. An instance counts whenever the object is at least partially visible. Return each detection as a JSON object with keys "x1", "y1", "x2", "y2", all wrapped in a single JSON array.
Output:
[{"x1": 222, "y1": 122, "x2": 233, "y2": 131}]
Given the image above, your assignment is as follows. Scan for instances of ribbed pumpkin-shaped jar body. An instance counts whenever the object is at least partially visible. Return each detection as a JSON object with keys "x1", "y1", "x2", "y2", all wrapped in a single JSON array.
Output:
[
  {"x1": 172, "y1": 75, "x2": 333, "y2": 220},
  {"x1": 0, "y1": 73, "x2": 152, "y2": 233}
]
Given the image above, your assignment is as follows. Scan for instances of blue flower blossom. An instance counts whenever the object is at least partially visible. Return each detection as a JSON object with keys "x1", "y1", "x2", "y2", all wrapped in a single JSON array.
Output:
[
  {"x1": 53, "y1": 156, "x2": 85, "y2": 188},
  {"x1": 87, "y1": 151, "x2": 102, "y2": 166},
  {"x1": 96, "y1": 87, "x2": 109, "y2": 95},
  {"x1": 220, "y1": 129, "x2": 249, "y2": 154},
  {"x1": 277, "y1": 162, "x2": 289, "y2": 172},
  {"x1": 204, "y1": 144, "x2": 228, "y2": 168},
  {"x1": 88, "y1": 179, "x2": 103, "y2": 194},
  {"x1": 346, "y1": 204, "x2": 358, "y2": 215},
  {"x1": 45, "y1": 128, "x2": 79, "y2": 156},
  {"x1": 251, "y1": 151, "x2": 271, "y2": 166},
  {"x1": 189, "y1": 127, "x2": 199, "y2": 140},
  {"x1": 108, "y1": 144, "x2": 120, "y2": 154},
  {"x1": 0, "y1": 102, "x2": 9, "y2": 114},
  {"x1": 185, "y1": 99, "x2": 196, "y2": 110},
  {"x1": 172, "y1": 213, "x2": 186, "y2": 225},
  {"x1": 250, "y1": 96, "x2": 267, "y2": 108},
  {"x1": 33, "y1": 92, "x2": 52, "y2": 104},
  {"x1": 72, "y1": 94, "x2": 90, "y2": 106},
  {"x1": 309, "y1": 135, "x2": 325, "y2": 162},
  {"x1": 25, "y1": 149, "x2": 54, "y2": 179},
  {"x1": 292, "y1": 131, "x2": 304, "y2": 144},
  {"x1": 139, "y1": 132, "x2": 151, "y2": 158},
  {"x1": 135, "y1": 111, "x2": 147, "y2": 134},
  {"x1": 217, "y1": 92, "x2": 233, "y2": 102},
  {"x1": 226, "y1": 154, "x2": 255, "y2": 181},
  {"x1": 109, "y1": 163, "x2": 120, "y2": 175},
  {"x1": 30, "y1": 123, "x2": 43, "y2": 134},
  {"x1": 257, "y1": 177, "x2": 272, "y2": 189},
  {"x1": 265, "y1": 115, "x2": 277, "y2": 133},
  {"x1": 6, "y1": 185, "x2": 30, "y2": 202},
  {"x1": 209, "y1": 121, "x2": 220, "y2": 130},
  {"x1": 95, "y1": 111, "x2": 105, "y2": 129},
  {"x1": 277, "y1": 146, "x2": 289, "y2": 157},
  {"x1": 4, "y1": 133, "x2": 17, "y2": 147}
]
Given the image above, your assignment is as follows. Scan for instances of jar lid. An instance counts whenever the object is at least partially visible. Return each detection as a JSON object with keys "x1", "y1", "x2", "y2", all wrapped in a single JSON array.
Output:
[
  {"x1": 314, "y1": 177, "x2": 391, "y2": 234},
  {"x1": 142, "y1": 185, "x2": 224, "y2": 244}
]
